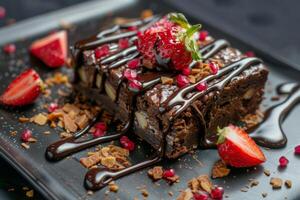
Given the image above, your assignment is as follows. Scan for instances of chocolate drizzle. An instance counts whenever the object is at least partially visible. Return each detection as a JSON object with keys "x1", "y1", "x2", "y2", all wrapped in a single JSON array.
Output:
[{"x1": 250, "y1": 83, "x2": 300, "y2": 148}]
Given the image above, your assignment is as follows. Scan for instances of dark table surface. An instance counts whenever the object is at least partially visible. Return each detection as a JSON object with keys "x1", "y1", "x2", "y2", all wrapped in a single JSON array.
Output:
[{"x1": 0, "y1": 0, "x2": 299, "y2": 199}]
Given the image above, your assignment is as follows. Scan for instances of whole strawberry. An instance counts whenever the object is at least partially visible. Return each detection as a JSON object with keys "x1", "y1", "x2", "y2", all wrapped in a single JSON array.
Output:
[
  {"x1": 217, "y1": 125, "x2": 266, "y2": 168},
  {"x1": 137, "y1": 13, "x2": 202, "y2": 71}
]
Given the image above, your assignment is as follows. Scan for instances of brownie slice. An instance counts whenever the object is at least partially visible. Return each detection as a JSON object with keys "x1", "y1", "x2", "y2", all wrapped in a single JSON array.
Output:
[{"x1": 72, "y1": 15, "x2": 268, "y2": 159}]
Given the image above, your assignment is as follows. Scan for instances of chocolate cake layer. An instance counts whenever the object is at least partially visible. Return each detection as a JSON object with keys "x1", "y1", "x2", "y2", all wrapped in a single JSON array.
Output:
[{"x1": 72, "y1": 15, "x2": 268, "y2": 159}]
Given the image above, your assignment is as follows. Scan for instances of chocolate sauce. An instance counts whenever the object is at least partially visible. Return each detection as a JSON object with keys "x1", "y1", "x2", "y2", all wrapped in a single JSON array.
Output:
[{"x1": 250, "y1": 83, "x2": 300, "y2": 148}]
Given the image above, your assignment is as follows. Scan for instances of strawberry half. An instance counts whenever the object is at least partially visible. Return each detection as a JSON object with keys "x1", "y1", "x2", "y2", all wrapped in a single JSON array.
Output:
[
  {"x1": 0, "y1": 69, "x2": 43, "y2": 106},
  {"x1": 217, "y1": 125, "x2": 266, "y2": 168},
  {"x1": 30, "y1": 30, "x2": 67, "y2": 67},
  {"x1": 137, "y1": 13, "x2": 202, "y2": 71}
]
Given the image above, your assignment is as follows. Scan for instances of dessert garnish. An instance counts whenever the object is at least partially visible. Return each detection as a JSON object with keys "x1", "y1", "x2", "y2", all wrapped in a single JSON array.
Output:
[
  {"x1": 278, "y1": 156, "x2": 289, "y2": 168},
  {"x1": 21, "y1": 129, "x2": 33, "y2": 142},
  {"x1": 294, "y1": 145, "x2": 300, "y2": 155},
  {"x1": 30, "y1": 30, "x2": 67, "y2": 67},
  {"x1": 3, "y1": 43, "x2": 16, "y2": 54},
  {"x1": 0, "y1": 68, "x2": 43, "y2": 106},
  {"x1": 217, "y1": 125, "x2": 266, "y2": 167}
]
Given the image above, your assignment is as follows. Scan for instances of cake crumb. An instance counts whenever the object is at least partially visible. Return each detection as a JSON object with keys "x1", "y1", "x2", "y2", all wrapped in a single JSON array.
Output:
[
  {"x1": 212, "y1": 160, "x2": 230, "y2": 178},
  {"x1": 26, "y1": 190, "x2": 34, "y2": 198},
  {"x1": 270, "y1": 177, "x2": 282, "y2": 189},
  {"x1": 148, "y1": 166, "x2": 163, "y2": 181},
  {"x1": 285, "y1": 180, "x2": 292, "y2": 188}
]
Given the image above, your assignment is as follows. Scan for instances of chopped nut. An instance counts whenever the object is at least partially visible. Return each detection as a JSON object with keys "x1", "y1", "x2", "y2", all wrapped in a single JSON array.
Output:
[
  {"x1": 264, "y1": 169, "x2": 271, "y2": 176},
  {"x1": 43, "y1": 131, "x2": 51, "y2": 135},
  {"x1": 21, "y1": 143, "x2": 30, "y2": 149},
  {"x1": 108, "y1": 182, "x2": 119, "y2": 192},
  {"x1": 141, "y1": 189, "x2": 149, "y2": 197},
  {"x1": 101, "y1": 156, "x2": 116, "y2": 168},
  {"x1": 75, "y1": 114, "x2": 89, "y2": 129},
  {"x1": 270, "y1": 177, "x2": 282, "y2": 189},
  {"x1": 141, "y1": 9, "x2": 153, "y2": 19},
  {"x1": 262, "y1": 192, "x2": 268, "y2": 198},
  {"x1": 165, "y1": 174, "x2": 180, "y2": 183},
  {"x1": 197, "y1": 175, "x2": 213, "y2": 193},
  {"x1": 26, "y1": 190, "x2": 34, "y2": 198},
  {"x1": 249, "y1": 179, "x2": 259, "y2": 187},
  {"x1": 59, "y1": 132, "x2": 72, "y2": 139},
  {"x1": 148, "y1": 166, "x2": 163, "y2": 181},
  {"x1": 63, "y1": 114, "x2": 77, "y2": 132},
  {"x1": 168, "y1": 191, "x2": 174, "y2": 196},
  {"x1": 161, "y1": 76, "x2": 173, "y2": 85},
  {"x1": 176, "y1": 188, "x2": 193, "y2": 200},
  {"x1": 28, "y1": 137, "x2": 37, "y2": 143},
  {"x1": 32, "y1": 113, "x2": 48, "y2": 125},
  {"x1": 9, "y1": 131, "x2": 17, "y2": 136},
  {"x1": 285, "y1": 180, "x2": 292, "y2": 188},
  {"x1": 212, "y1": 160, "x2": 230, "y2": 178},
  {"x1": 19, "y1": 117, "x2": 30, "y2": 123},
  {"x1": 87, "y1": 190, "x2": 93, "y2": 196}
]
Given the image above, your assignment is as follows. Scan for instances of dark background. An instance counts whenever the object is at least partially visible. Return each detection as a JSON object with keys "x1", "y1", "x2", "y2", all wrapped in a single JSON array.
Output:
[{"x1": 0, "y1": 0, "x2": 299, "y2": 199}]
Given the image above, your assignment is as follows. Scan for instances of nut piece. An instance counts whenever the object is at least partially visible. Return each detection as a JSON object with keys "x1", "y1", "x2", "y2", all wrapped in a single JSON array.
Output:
[
  {"x1": 270, "y1": 177, "x2": 282, "y2": 189},
  {"x1": 108, "y1": 182, "x2": 119, "y2": 192},
  {"x1": 243, "y1": 88, "x2": 255, "y2": 100},
  {"x1": 135, "y1": 111, "x2": 148, "y2": 129},
  {"x1": 176, "y1": 188, "x2": 193, "y2": 200},
  {"x1": 285, "y1": 180, "x2": 292, "y2": 188},
  {"x1": 148, "y1": 166, "x2": 163, "y2": 180},
  {"x1": 263, "y1": 169, "x2": 271, "y2": 176},
  {"x1": 32, "y1": 113, "x2": 48, "y2": 125},
  {"x1": 197, "y1": 175, "x2": 213, "y2": 193},
  {"x1": 104, "y1": 80, "x2": 116, "y2": 101},
  {"x1": 161, "y1": 76, "x2": 174, "y2": 85},
  {"x1": 212, "y1": 160, "x2": 230, "y2": 178}
]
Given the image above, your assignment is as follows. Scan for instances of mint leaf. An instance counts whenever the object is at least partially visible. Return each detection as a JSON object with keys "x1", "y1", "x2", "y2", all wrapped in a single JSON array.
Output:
[
  {"x1": 186, "y1": 24, "x2": 202, "y2": 38},
  {"x1": 185, "y1": 39, "x2": 201, "y2": 61},
  {"x1": 168, "y1": 13, "x2": 190, "y2": 29}
]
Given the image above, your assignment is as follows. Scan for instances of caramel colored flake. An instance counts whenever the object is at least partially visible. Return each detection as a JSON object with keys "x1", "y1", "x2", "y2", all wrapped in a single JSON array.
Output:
[
  {"x1": 32, "y1": 113, "x2": 48, "y2": 125},
  {"x1": 148, "y1": 166, "x2": 163, "y2": 181},
  {"x1": 9, "y1": 131, "x2": 17, "y2": 137},
  {"x1": 197, "y1": 175, "x2": 213, "y2": 193},
  {"x1": 59, "y1": 132, "x2": 72, "y2": 139},
  {"x1": 21, "y1": 143, "x2": 30, "y2": 149},
  {"x1": 101, "y1": 156, "x2": 116, "y2": 168},
  {"x1": 249, "y1": 179, "x2": 259, "y2": 187},
  {"x1": 75, "y1": 114, "x2": 89, "y2": 129},
  {"x1": 285, "y1": 180, "x2": 292, "y2": 188},
  {"x1": 212, "y1": 160, "x2": 230, "y2": 178},
  {"x1": 19, "y1": 117, "x2": 30, "y2": 123},
  {"x1": 108, "y1": 182, "x2": 119, "y2": 192},
  {"x1": 176, "y1": 188, "x2": 193, "y2": 200},
  {"x1": 141, "y1": 9, "x2": 153, "y2": 19},
  {"x1": 270, "y1": 177, "x2": 282, "y2": 189},
  {"x1": 161, "y1": 76, "x2": 173, "y2": 85},
  {"x1": 26, "y1": 190, "x2": 34, "y2": 198},
  {"x1": 63, "y1": 114, "x2": 77, "y2": 132}
]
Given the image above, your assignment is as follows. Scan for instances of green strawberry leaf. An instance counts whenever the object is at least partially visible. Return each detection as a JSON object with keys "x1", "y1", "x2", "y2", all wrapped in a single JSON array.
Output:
[
  {"x1": 216, "y1": 126, "x2": 226, "y2": 145},
  {"x1": 168, "y1": 13, "x2": 190, "y2": 29},
  {"x1": 186, "y1": 24, "x2": 202, "y2": 38},
  {"x1": 185, "y1": 38, "x2": 202, "y2": 61}
]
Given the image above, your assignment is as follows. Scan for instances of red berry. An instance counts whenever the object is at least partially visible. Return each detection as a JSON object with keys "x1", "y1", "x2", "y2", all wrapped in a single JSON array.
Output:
[
  {"x1": 21, "y1": 129, "x2": 32, "y2": 142},
  {"x1": 118, "y1": 38, "x2": 130, "y2": 49},
  {"x1": 210, "y1": 186, "x2": 224, "y2": 199},
  {"x1": 3, "y1": 44, "x2": 16, "y2": 54},
  {"x1": 193, "y1": 192, "x2": 209, "y2": 200},
  {"x1": 128, "y1": 80, "x2": 142, "y2": 92},
  {"x1": 177, "y1": 74, "x2": 189, "y2": 88},
  {"x1": 0, "y1": 6, "x2": 6, "y2": 19},
  {"x1": 163, "y1": 169, "x2": 175, "y2": 178},
  {"x1": 94, "y1": 122, "x2": 107, "y2": 131},
  {"x1": 196, "y1": 81, "x2": 208, "y2": 92},
  {"x1": 244, "y1": 51, "x2": 255, "y2": 57},
  {"x1": 127, "y1": 58, "x2": 140, "y2": 69},
  {"x1": 199, "y1": 31, "x2": 208, "y2": 41},
  {"x1": 124, "y1": 69, "x2": 137, "y2": 81},
  {"x1": 93, "y1": 128, "x2": 105, "y2": 138},
  {"x1": 209, "y1": 62, "x2": 219, "y2": 75},
  {"x1": 279, "y1": 156, "x2": 289, "y2": 167},
  {"x1": 120, "y1": 136, "x2": 135, "y2": 151},
  {"x1": 182, "y1": 67, "x2": 191, "y2": 76},
  {"x1": 294, "y1": 145, "x2": 300, "y2": 155},
  {"x1": 47, "y1": 103, "x2": 59, "y2": 113},
  {"x1": 94, "y1": 45, "x2": 110, "y2": 59}
]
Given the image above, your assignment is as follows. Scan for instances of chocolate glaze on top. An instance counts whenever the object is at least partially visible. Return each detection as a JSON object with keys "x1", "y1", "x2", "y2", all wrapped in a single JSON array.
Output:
[{"x1": 46, "y1": 15, "x2": 300, "y2": 190}]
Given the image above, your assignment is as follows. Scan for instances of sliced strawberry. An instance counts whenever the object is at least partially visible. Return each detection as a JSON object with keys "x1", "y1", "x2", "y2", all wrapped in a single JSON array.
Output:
[
  {"x1": 30, "y1": 30, "x2": 67, "y2": 67},
  {"x1": 217, "y1": 125, "x2": 266, "y2": 168},
  {"x1": 0, "y1": 69, "x2": 42, "y2": 106}
]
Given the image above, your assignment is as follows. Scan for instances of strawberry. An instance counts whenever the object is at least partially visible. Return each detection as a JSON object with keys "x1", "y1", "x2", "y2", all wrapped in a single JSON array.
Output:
[
  {"x1": 137, "y1": 13, "x2": 202, "y2": 71},
  {"x1": 0, "y1": 69, "x2": 43, "y2": 106},
  {"x1": 30, "y1": 30, "x2": 67, "y2": 67},
  {"x1": 217, "y1": 125, "x2": 266, "y2": 168}
]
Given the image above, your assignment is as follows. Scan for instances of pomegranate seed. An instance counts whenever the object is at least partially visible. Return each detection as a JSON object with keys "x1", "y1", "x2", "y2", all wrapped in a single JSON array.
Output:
[
  {"x1": 0, "y1": 6, "x2": 6, "y2": 19},
  {"x1": 199, "y1": 31, "x2": 208, "y2": 41},
  {"x1": 294, "y1": 145, "x2": 300, "y2": 155},
  {"x1": 94, "y1": 45, "x2": 110, "y2": 59},
  {"x1": 118, "y1": 38, "x2": 130, "y2": 49},
  {"x1": 94, "y1": 122, "x2": 107, "y2": 131},
  {"x1": 21, "y1": 129, "x2": 32, "y2": 142},
  {"x1": 128, "y1": 80, "x2": 142, "y2": 92},
  {"x1": 279, "y1": 156, "x2": 289, "y2": 167},
  {"x1": 182, "y1": 67, "x2": 191, "y2": 76},
  {"x1": 47, "y1": 103, "x2": 59, "y2": 113},
  {"x1": 177, "y1": 74, "x2": 189, "y2": 88},
  {"x1": 93, "y1": 128, "x2": 105, "y2": 138},
  {"x1": 244, "y1": 51, "x2": 255, "y2": 57},
  {"x1": 127, "y1": 59, "x2": 140, "y2": 69},
  {"x1": 196, "y1": 81, "x2": 208, "y2": 92},
  {"x1": 210, "y1": 186, "x2": 224, "y2": 199},
  {"x1": 120, "y1": 136, "x2": 135, "y2": 151},
  {"x1": 193, "y1": 192, "x2": 209, "y2": 200},
  {"x1": 124, "y1": 69, "x2": 137, "y2": 80},
  {"x1": 163, "y1": 169, "x2": 175, "y2": 178},
  {"x1": 209, "y1": 62, "x2": 219, "y2": 75},
  {"x1": 3, "y1": 44, "x2": 16, "y2": 54}
]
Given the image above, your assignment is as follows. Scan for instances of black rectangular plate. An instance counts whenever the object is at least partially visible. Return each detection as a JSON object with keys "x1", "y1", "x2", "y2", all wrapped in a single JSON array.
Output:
[{"x1": 0, "y1": 0, "x2": 300, "y2": 199}]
